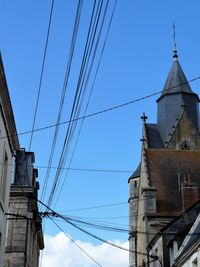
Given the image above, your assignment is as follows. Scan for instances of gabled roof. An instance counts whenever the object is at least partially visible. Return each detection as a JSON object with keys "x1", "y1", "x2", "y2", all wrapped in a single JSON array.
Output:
[
  {"x1": 166, "y1": 109, "x2": 200, "y2": 149},
  {"x1": 146, "y1": 149, "x2": 200, "y2": 216},
  {"x1": 165, "y1": 109, "x2": 184, "y2": 147},
  {"x1": 158, "y1": 59, "x2": 194, "y2": 100}
]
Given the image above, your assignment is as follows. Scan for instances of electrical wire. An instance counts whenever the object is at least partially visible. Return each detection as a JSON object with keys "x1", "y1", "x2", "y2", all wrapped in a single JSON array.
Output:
[
  {"x1": 54, "y1": 214, "x2": 129, "y2": 228},
  {"x1": 0, "y1": 161, "x2": 133, "y2": 173},
  {"x1": 0, "y1": 75, "x2": 199, "y2": 141},
  {"x1": 29, "y1": 0, "x2": 55, "y2": 150},
  {"x1": 47, "y1": 0, "x2": 104, "y2": 206},
  {"x1": 58, "y1": 201, "x2": 127, "y2": 213},
  {"x1": 47, "y1": 0, "x2": 108, "y2": 208},
  {"x1": 45, "y1": 0, "x2": 102, "y2": 207},
  {"x1": 38, "y1": 199, "x2": 151, "y2": 258},
  {"x1": 54, "y1": 0, "x2": 118, "y2": 208},
  {"x1": 52, "y1": 0, "x2": 105, "y2": 191},
  {"x1": 41, "y1": 0, "x2": 84, "y2": 204},
  {"x1": 57, "y1": 214, "x2": 129, "y2": 233},
  {"x1": 49, "y1": 216, "x2": 103, "y2": 267}
]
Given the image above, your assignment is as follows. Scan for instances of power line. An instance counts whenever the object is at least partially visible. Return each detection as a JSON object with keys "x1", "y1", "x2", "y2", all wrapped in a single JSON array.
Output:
[
  {"x1": 53, "y1": 0, "x2": 118, "y2": 208},
  {"x1": 0, "y1": 161, "x2": 133, "y2": 173},
  {"x1": 8, "y1": 209, "x2": 200, "y2": 238},
  {"x1": 49, "y1": 217, "x2": 103, "y2": 267},
  {"x1": 45, "y1": 0, "x2": 102, "y2": 208},
  {"x1": 47, "y1": 0, "x2": 110, "y2": 208},
  {"x1": 52, "y1": 0, "x2": 108, "y2": 206},
  {"x1": 38, "y1": 199, "x2": 156, "y2": 259},
  {"x1": 55, "y1": 214, "x2": 129, "y2": 228},
  {"x1": 41, "y1": 0, "x2": 84, "y2": 204},
  {"x1": 48, "y1": 213, "x2": 129, "y2": 233},
  {"x1": 58, "y1": 201, "x2": 127, "y2": 213},
  {"x1": 29, "y1": 0, "x2": 55, "y2": 150},
  {"x1": 0, "y1": 76, "x2": 199, "y2": 141},
  {"x1": 45, "y1": 0, "x2": 103, "y2": 207}
]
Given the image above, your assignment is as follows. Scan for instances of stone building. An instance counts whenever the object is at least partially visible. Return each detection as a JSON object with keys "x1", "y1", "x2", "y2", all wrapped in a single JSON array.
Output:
[
  {"x1": 4, "y1": 149, "x2": 44, "y2": 267},
  {"x1": 129, "y1": 48, "x2": 200, "y2": 266},
  {"x1": 0, "y1": 54, "x2": 20, "y2": 265},
  {"x1": 0, "y1": 54, "x2": 44, "y2": 267},
  {"x1": 175, "y1": 211, "x2": 200, "y2": 267},
  {"x1": 147, "y1": 200, "x2": 200, "y2": 266}
]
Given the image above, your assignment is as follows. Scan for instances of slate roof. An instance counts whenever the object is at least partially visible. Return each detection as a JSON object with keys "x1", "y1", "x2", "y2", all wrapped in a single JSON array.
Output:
[
  {"x1": 0, "y1": 54, "x2": 20, "y2": 150},
  {"x1": 159, "y1": 59, "x2": 194, "y2": 99},
  {"x1": 156, "y1": 58, "x2": 200, "y2": 143},
  {"x1": 175, "y1": 212, "x2": 200, "y2": 261},
  {"x1": 129, "y1": 163, "x2": 141, "y2": 181},
  {"x1": 146, "y1": 123, "x2": 164, "y2": 148},
  {"x1": 147, "y1": 200, "x2": 200, "y2": 250},
  {"x1": 146, "y1": 149, "x2": 200, "y2": 216}
]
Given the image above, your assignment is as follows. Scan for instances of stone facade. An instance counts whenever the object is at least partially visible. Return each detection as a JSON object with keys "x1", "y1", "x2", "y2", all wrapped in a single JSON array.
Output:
[
  {"x1": 4, "y1": 149, "x2": 44, "y2": 267},
  {"x1": 0, "y1": 55, "x2": 19, "y2": 265},
  {"x1": 129, "y1": 54, "x2": 200, "y2": 266}
]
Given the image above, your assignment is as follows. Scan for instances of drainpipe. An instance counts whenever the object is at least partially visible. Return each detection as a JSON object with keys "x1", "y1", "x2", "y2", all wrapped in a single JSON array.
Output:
[
  {"x1": 135, "y1": 231, "x2": 137, "y2": 267},
  {"x1": 147, "y1": 250, "x2": 150, "y2": 267}
]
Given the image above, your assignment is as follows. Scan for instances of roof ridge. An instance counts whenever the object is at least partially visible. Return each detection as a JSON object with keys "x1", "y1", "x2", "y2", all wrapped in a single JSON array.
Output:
[
  {"x1": 165, "y1": 109, "x2": 185, "y2": 148},
  {"x1": 175, "y1": 212, "x2": 200, "y2": 260}
]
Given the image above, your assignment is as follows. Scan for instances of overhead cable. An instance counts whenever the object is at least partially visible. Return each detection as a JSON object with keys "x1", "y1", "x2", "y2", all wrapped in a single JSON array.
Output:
[
  {"x1": 41, "y1": 0, "x2": 84, "y2": 204},
  {"x1": 38, "y1": 199, "x2": 157, "y2": 259},
  {"x1": 29, "y1": 0, "x2": 55, "y2": 150},
  {"x1": 47, "y1": 0, "x2": 107, "y2": 208},
  {"x1": 54, "y1": 0, "x2": 118, "y2": 208},
  {"x1": 49, "y1": 217, "x2": 103, "y2": 267},
  {"x1": 0, "y1": 75, "x2": 199, "y2": 141}
]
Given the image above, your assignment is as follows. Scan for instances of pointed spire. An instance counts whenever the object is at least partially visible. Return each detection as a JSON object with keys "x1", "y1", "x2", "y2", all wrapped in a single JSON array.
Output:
[
  {"x1": 161, "y1": 59, "x2": 193, "y2": 96},
  {"x1": 173, "y1": 21, "x2": 178, "y2": 59}
]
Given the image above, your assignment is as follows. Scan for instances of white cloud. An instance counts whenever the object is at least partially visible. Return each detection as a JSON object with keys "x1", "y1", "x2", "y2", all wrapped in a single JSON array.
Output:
[{"x1": 41, "y1": 232, "x2": 128, "y2": 267}]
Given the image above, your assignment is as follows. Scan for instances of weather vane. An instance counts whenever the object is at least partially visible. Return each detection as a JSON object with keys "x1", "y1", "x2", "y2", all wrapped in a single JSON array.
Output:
[{"x1": 173, "y1": 21, "x2": 178, "y2": 59}]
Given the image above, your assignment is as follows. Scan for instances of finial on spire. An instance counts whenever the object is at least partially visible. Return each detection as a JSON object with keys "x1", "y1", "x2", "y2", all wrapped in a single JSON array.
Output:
[{"x1": 173, "y1": 21, "x2": 178, "y2": 59}]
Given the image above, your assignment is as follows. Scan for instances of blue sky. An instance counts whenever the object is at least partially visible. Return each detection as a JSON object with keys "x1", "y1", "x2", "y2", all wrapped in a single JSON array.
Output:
[{"x1": 1, "y1": 1, "x2": 200, "y2": 266}]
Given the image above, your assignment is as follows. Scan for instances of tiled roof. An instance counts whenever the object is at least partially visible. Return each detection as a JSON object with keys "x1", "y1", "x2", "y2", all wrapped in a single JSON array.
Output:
[{"x1": 146, "y1": 149, "x2": 200, "y2": 215}]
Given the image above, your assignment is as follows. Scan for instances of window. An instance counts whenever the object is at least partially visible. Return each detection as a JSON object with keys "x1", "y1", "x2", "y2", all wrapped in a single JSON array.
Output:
[
  {"x1": 180, "y1": 140, "x2": 190, "y2": 150},
  {"x1": 1, "y1": 151, "x2": 8, "y2": 202},
  {"x1": 134, "y1": 180, "x2": 138, "y2": 188}
]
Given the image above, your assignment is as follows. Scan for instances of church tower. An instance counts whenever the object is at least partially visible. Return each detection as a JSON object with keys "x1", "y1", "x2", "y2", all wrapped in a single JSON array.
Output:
[
  {"x1": 129, "y1": 47, "x2": 200, "y2": 267},
  {"x1": 157, "y1": 51, "x2": 200, "y2": 149}
]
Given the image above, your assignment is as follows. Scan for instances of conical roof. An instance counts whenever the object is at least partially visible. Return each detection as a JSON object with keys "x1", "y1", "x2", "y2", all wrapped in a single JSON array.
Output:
[
  {"x1": 161, "y1": 58, "x2": 193, "y2": 97},
  {"x1": 128, "y1": 163, "x2": 141, "y2": 181},
  {"x1": 157, "y1": 56, "x2": 200, "y2": 143}
]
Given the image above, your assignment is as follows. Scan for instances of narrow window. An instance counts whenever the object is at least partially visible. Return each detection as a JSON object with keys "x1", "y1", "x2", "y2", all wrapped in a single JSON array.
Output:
[{"x1": 1, "y1": 151, "x2": 8, "y2": 202}]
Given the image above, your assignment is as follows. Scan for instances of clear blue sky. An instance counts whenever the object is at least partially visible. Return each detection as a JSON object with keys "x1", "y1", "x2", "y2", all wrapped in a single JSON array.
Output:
[{"x1": 0, "y1": 0, "x2": 200, "y2": 250}]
